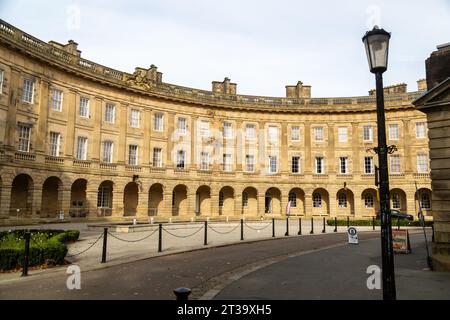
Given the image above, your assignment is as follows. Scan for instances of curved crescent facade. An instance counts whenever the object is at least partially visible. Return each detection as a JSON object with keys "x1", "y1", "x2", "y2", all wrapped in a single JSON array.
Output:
[{"x1": 0, "y1": 19, "x2": 432, "y2": 222}]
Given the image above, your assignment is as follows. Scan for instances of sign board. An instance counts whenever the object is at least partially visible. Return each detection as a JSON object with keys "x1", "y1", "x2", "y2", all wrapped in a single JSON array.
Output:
[
  {"x1": 347, "y1": 227, "x2": 359, "y2": 244},
  {"x1": 392, "y1": 229, "x2": 411, "y2": 254}
]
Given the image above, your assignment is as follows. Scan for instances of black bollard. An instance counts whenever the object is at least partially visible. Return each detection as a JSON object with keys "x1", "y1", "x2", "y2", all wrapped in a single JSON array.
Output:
[
  {"x1": 204, "y1": 220, "x2": 208, "y2": 245},
  {"x1": 322, "y1": 217, "x2": 326, "y2": 233},
  {"x1": 347, "y1": 216, "x2": 350, "y2": 228},
  {"x1": 101, "y1": 228, "x2": 108, "y2": 263},
  {"x1": 372, "y1": 216, "x2": 375, "y2": 230},
  {"x1": 240, "y1": 219, "x2": 244, "y2": 241},
  {"x1": 298, "y1": 218, "x2": 302, "y2": 235},
  {"x1": 21, "y1": 232, "x2": 31, "y2": 277},
  {"x1": 158, "y1": 224, "x2": 162, "y2": 252},
  {"x1": 310, "y1": 217, "x2": 314, "y2": 234},
  {"x1": 174, "y1": 287, "x2": 191, "y2": 301},
  {"x1": 272, "y1": 218, "x2": 275, "y2": 238},
  {"x1": 285, "y1": 216, "x2": 289, "y2": 236},
  {"x1": 397, "y1": 218, "x2": 400, "y2": 230},
  {"x1": 334, "y1": 217, "x2": 337, "y2": 232}
]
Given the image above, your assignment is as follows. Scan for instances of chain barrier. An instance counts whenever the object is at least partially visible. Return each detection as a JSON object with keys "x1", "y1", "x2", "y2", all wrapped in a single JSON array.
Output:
[
  {"x1": 162, "y1": 226, "x2": 204, "y2": 238},
  {"x1": 243, "y1": 221, "x2": 272, "y2": 231},
  {"x1": 208, "y1": 223, "x2": 240, "y2": 235},
  {"x1": 107, "y1": 228, "x2": 158, "y2": 243},
  {"x1": 66, "y1": 233, "x2": 104, "y2": 258}
]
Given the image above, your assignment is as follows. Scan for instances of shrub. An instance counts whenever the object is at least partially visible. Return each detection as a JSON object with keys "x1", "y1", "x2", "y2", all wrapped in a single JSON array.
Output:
[
  {"x1": 0, "y1": 229, "x2": 80, "y2": 271},
  {"x1": 326, "y1": 219, "x2": 433, "y2": 227}
]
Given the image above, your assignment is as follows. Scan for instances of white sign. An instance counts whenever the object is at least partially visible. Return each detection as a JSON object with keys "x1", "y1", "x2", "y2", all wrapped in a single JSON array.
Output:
[{"x1": 348, "y1": 227, "x2": 359, "y2": 244}]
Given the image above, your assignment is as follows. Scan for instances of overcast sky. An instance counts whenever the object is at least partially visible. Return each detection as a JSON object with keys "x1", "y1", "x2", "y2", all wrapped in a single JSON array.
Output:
[{"x1": 1, "y1": 0, "x2": 449, "y2": 97}]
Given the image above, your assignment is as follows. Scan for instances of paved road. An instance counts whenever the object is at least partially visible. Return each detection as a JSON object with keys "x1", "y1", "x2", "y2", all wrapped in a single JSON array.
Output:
[
  {"x1": 215, "y1": 232, "x2": 450, "y2": 300},
  {"x1": 0, "y1": 232, "x2": 380, "y2": 299}
]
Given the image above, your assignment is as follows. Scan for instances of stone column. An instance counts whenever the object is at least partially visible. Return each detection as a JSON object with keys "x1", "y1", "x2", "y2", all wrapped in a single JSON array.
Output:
[
  {"x1": 187, "y1": 189, "x2": 197, "y2": 217},
  {"x1": 0, "y1": 184, "x2": 12, "y2": 218},
  {"x1": 160, "y1": 189, "x2": 173, "y2": 218},
  {"x1": 304, "y1": 193, "x2": 313, "y2": 217},
  {"x1": 64, "y1": 90, "x2": 77, "y2": 157},
  {"x1": 60, "y1": 187, "x2": 72, "y2": 218},
  {"x1": 258, "y1": 190, "x2": 266, "y2": 217},
  {"x1": 5, "y1": 68, "x2": 20, "y2": 150},
  {"x1": 304, "y1": 124, "x2": 312, "y2": 174},
  {"x1": 210, "y1": 190, "x2": 220, "y2": 217},
  {"x1": 235, "y1": 191, "x2": 243, "y2": 217},
  {"x1": 32, "y1": 186, "x2": 43, "y2": 218},
  {"x1": 91, "y1": 97, "x2": 102, "y2": 161},
  {"x1": 117, "y1": 103, "x2": 128, "y2": 164},
  {"x1": 137, "y1": 187, "x2": 149, "y2": 218},
  {"x1": 86, "y1": 185, "x2": 99, "y2": 218},
  {"x1": 35, "y1": 78, "x2": 49, "y2": 155}
]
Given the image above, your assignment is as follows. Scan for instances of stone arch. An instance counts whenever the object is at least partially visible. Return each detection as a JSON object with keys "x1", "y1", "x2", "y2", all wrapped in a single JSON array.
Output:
[
  {"x1": 265, "y1": 187, "x2": 281, "y2": 215},
  {"x1": 312, "y1": 188, "x2": 330, "y2": 215},
  {"x1": 172, "y1": 184, "x2": 188, "y2": 216},
  {"x1": 390, "y1": 188, "x2": 407, "y2": 213},
  {"x1": 98, "y1": 180, "x2": 114, "y2": 216},
  {"x1": 196, "y1": 185, "x2": 211, "y2": 216},
  {"x1": 70, "y1": 179, "x2": 88, "y2": 217},
  {"x1": 124, "y1": 182, "x2": 139, "y2": 216},
  {"x1": 41, "y1": 176, "x2": 63, "y2": 218},
  {"x1": 336, "y1": 188, "x2": 355, "y2": 216},
  {"x1": 242, "y1": 186, "x2": 258, "y2": 216},
  {"x1": 416, "y1": 187, "x2": 432, "y2": 215},
  {"x1": 10, "y1": 174, "x2": 33, "y2": 216},
  {"x1": 148, "y1": 183, "x2": 164, "y2": 216},
  {"x1": 219, "y1": 186, "x2": 235, "y2": 216},
  {"x1": 288, "y1": 188, "x2": 305, "y2": 215},
  {"x1": 361, "y1": 188, "x2": 379, "y2": 216}
]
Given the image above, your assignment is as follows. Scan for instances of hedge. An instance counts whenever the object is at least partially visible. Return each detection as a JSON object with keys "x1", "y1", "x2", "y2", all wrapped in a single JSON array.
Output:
[
  {"x1": 326, "y1": 219, "x2": 433, "y2": 227},
  {"x1": 0, "y1": 229, "x2": 80, "y2": 271}
]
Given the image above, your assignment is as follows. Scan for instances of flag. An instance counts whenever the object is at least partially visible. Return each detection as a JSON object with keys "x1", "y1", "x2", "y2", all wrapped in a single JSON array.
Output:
[{"x1": 286, "y1": 201, "x2": 292, "y2": 215}]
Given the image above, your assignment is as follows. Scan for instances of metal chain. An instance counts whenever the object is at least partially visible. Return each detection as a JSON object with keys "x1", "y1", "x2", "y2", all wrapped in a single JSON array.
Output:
[
  {"x1": 162, "y1": 226, "x2": 204, "y2": 238},
  {"x1": 66, "y1": 233, "x2": 104, "y2": 258},
  {"x1": 243, "y1": 221, "x2": 272, "y2": 231},
  {"x1": 107, "y1": 228, "x2": 158, "y2": 243},
  {"x1": 208, "y1": 223, "x2": 240, "y2": 235}
]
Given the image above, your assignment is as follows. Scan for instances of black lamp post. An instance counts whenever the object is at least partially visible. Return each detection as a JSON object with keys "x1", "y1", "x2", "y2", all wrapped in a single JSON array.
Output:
[{"x1": 362, "y1": 26, "x2": 396, "y2": 300}]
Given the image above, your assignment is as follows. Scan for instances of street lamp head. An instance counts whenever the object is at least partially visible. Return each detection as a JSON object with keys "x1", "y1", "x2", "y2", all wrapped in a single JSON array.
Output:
[{"x1": 362, "y1": 25, "x2": 391, "y2": 74}]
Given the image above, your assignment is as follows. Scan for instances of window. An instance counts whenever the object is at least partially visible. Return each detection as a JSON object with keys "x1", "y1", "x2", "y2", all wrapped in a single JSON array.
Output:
[
  {"x1": 288, "y1": 192, "x2": 297, "y2": 207},
  {"x1": 291, "y1": 156, "x2": 300, "y2": 174},
  {"x1": 200, "y1": 152, "x2": 210, "y2": 171},
  {"x1": 22, "y1": 79, "x2": 34, "y2": 103},
  {"x1": 390, "y1": 155, "x2": 401, "y2": 173},
  {"x1": 392, "y1": 193, "x2": 401, "y2": 209},
  {"x1": 102, "y1": 141, "x2": 113, "y2": 163},
  {"x1": 268, "y1": 126, "x2": 278, "y2": 142},
  {"x1": 154, "y1": 113, "x2": 164, "y2": 131},
  {"x1": 200, "y1": 120, "x2": 210, "y2": 138},
  {"x1": 223, "y1": 122, "x2": 232, "y2": 139},
  {"x1": 219, "y1": 192, "x2": 224, "y2": 207},
  {"x1": 51, "y1": 89, "x2": 63, "y2": 111},
  {"x1": 176, "y1": 150, "x2": 185, "y2": 169},
  {"x1": 363, "y1": 125, "x2": 373, "y2": 142},
  {"x1": 417, "y1": 154, "x2": 429, "y2": 173},
  {"x1": 246, "y1": 124, "x2": 256, "y2": 140},
  {"x1": 314, "y1": 127, "x2": 324, "y2": 142},
  {"x1": 291, "y1": 126, "x2": 300, "y2": 142},
  {"x1": 128, "y1": 145, "x2": 138, "y2": 165},
  {"x1": 315, "y1": 157, "x2": 324, "y2": 174},
  {"x1": 339, "y1": 157, "x2": 348, "y2": 174},
  {"x1": 105, "y1": 103, "x2": 115, "y2": 124},
  {"x1": 0, "y1": 69, "x2": 4, "y2": 94},
  {"x1": 76, "y1": 137, "x2": 87, "y2": 160},
  {"x1": 364, "y1": 156, "x2": 374, "y2": 174},
  {"x1": 18, "y1": 125, "x2": 31, "y2": 152},
  {"x1": 97, "y1": 186, "x2": 112, "y2": 208},
  {"x1": 364, "y1": 193, "x2": 374, "y2": 208},
  {"x1": 223, "y1": 154, "x2": 232, "y2": 172},
  {"x1": 177, "y1": 117, "x2": 187, "y2": 134},
  {"x1": 338, "y1": 127, "x2": 348, "y2": 142},
  {"x1": 80, "y1": 97, "x2": 90, "y2": 118},
  {"x1": 416, "y1": 122, "x2": 426, "y2": 139},
  {"x1": 245, "y1": 155, "x2": 255, "y2": 172},
  {"x1": 389, "y1": 124, "x2": 399, "y2": 140},
  {"x1": 130, "y1": 110, "x2": 140, "y2": 128},
  {"x1": 49, "y1": 132, "x2": 61, "y2": 156},
  {"x1": 420, "y1": 193, "x2": 431, "y2": 210},
  {"x1": 268, "y1": 156, "x2": 277, "y2": 173},
  {"x1": 242, "y1": 192, "x2": 249, "y2": 208},
  {"x1": 153, "y1": 148, "x2": 162, "y2": 167},
  {"x1": 338, "y1": 193, "x2": 347, "y2": 208},
  {"x1": 313, "y1": 193, "x2": 322, "y2": 208}
]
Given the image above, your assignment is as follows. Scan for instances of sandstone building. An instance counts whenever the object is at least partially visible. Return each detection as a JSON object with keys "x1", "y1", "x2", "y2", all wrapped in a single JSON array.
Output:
[{"x1": 0, "y1": 20, "x2": 432, "y2": 223}]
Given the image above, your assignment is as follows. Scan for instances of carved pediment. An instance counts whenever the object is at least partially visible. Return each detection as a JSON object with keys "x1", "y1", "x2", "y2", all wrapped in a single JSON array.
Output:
[{"x1": 124, "y1": 65, "x2": 162, "y2": 90}]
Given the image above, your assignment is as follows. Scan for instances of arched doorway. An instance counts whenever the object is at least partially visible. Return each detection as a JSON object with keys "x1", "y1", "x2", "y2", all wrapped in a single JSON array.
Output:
[
  {"x1": 219, "y1": 186, "x2": 234, "y2": 216},
  {"x1": 390, "y1": 188, "x2": 407, "y2": 213},
  {"x1": 70, "y1": 179, "x2": 87, "y2": 217},
  {"x1": 148, "y1": 183, "x2": 163, "y2": 216},
  {"x1": 41, "y1": 177, "x2": 62, "y2": 218},
  {"x1": 242, "y1": 187, "x2": 257, "y2": 216},
  {"x1": 361, "y1": 188, "x2": 379, "y2": 216},
  {"x1": 416, "y1": 188, "x2": 432, "y2": 216},
  {"x1": 124, "y1": 182, "x2": 139, "y2": 216},
  {"x1": 10, "y1": 174, "x2": 33, "y2": 216},
  {"x1": 196, "y1": 185, "x2": 211, "y2": 216},
  {"x1": 172, "y1": 185, "x2": 187, "y2": 216},
  {"x1": 265, "y1": 187, "x2": 281, "y2": 215},
  {"x1": 336, "y1": 188, "x2": 355, "y2": 216},
  {"x1": 288, "y1": 188, "x2": 305, "y2": 215},
  {"x1": 98, "y1": 181, "x2": 113, "y2": 217},
  {"x1": 312, "y1": 188, "x2": 330, "y2": 215}
]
